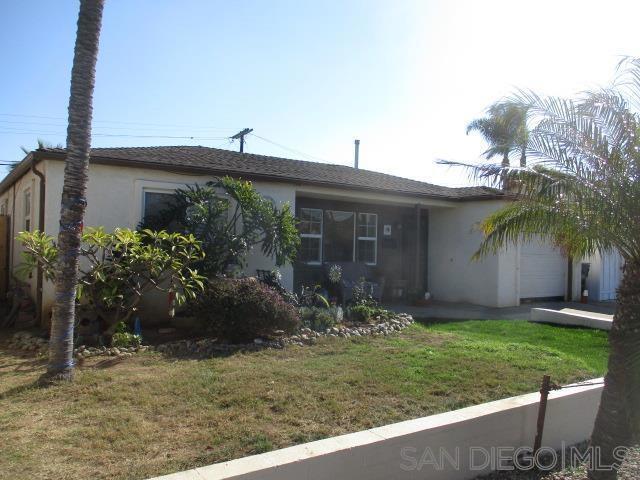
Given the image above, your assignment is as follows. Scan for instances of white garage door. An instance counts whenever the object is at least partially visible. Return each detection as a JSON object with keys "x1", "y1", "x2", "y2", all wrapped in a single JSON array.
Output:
[
  {"x1": 599, "y1": 251, "x2": 623, "y2": 300},
  {"x1": 520, "y1": 240, "x2": 566, "y2": 299}
]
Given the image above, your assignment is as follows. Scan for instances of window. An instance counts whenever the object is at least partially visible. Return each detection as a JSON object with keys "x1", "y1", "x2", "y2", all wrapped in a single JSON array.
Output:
[
  {"x1": 298, "y1": 208, "x2": 322, "y2": 264},
  {"x1": 357, "y1": 213, "x2": 377, "y2": 265},
  {"x1": 324, "y1": 210, "x2": 354, "y2": 262},
  {"x1": 0, "y1": 199, "x2": 7, "y2": 216},
  {"x1": 24, "y1": 189, "x2": 31, "y2": 232},
  {"x1": 143, "y1": 190, "x2": 176, "y2": 222}
]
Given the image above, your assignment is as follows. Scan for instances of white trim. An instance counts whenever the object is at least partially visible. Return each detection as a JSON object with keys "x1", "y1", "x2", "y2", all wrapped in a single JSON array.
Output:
[
  {"x1": 141, "y1": 187, "x2": 177, "y2": 223},
  {"x1": 299, "y1": 207, "x2": 323, "y2": 265},
  {"x1": 357, "y1": 212, "x2": 378, "y2": 266},
  {"x1": 134, "y1": 179, "x2": 193, "y2": 225}
]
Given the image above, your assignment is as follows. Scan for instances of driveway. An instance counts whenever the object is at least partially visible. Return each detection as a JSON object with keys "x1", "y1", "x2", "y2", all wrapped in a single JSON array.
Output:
[{"x1": 387, "y1": 300, "x2": 616, "y2": 321}]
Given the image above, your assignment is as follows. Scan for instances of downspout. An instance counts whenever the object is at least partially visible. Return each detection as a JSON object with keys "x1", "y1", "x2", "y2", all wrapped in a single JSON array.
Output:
[
  {"x1": 31, "y1": 158, "x2": 46, "y2": 325},
  {"x1": 414, "y1": 204, "x2": 421, "y2": 289},
  {"x1": 9, "y1": 183, "x2": 16, "y2": 283}
]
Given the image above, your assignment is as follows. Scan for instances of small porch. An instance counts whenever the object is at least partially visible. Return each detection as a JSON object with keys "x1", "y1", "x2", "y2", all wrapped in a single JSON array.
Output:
[{"x1": 293, "y1": 193, "x2": 430, "y2": 303}]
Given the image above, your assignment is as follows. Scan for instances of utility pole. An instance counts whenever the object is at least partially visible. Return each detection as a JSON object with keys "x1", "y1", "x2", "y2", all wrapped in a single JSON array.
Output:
[{"x1": 230, "y1": 128, "x2": 253, "y2": 153}]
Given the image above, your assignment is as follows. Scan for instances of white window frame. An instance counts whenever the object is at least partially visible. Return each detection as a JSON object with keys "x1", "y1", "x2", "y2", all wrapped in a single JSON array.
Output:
[
  {"x1": 299, "y1": 208, "x2": 323, "y2": 265},
  {"x1": 141, "y1": 187, "x2": 177, "y2": 223},
  {"x1": 357, "y1": 212, "x2": 378, "y2": 266}
]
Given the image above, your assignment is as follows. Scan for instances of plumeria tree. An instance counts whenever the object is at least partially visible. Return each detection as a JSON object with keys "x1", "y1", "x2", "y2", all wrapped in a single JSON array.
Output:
[
  {"x1": 18, "y1": 228, "x2": 205, "y2": 337},
  {"x1": 444, "y1": 57, "x2": 640, "y2": 480}
]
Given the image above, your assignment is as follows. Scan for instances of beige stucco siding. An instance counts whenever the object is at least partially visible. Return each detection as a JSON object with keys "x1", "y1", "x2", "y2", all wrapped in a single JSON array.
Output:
[
  {"x1": 40, "y1": 160, "x2": 297, "y2": 321},
  {"x1": 3, "y1": 156, "x2": 588, "y2": 321},
  {"x1": 0, "y1": 165, "x2": 45, "y2": 303},
  {"x1": 428, "y1": 200, "x2": 519, "y2": 307}
]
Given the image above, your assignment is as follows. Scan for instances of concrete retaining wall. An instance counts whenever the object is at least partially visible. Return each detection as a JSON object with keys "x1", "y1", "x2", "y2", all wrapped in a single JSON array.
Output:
[{"x1": 151, "y1": 380, "x2": 603, "y2": 480}]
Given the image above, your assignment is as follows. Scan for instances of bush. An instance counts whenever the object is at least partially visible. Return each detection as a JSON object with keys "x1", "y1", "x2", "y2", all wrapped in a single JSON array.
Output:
[
  {"x1": 111, "y1": 321, "x2": 142, "y2": 348},
  {"x1": 300, "y1": 306, "x2": 340, "y2": 332},
  {"x1": 111, "y1": 332, "x2": 142, "y2": 348},
  {"x1": 258, "y1": 270, "x2": 299, "y2": 306},
  {"x1": 348, "y1": 304, "x2": 377, "y2": 323},
  {"x1": 192, "y1": 278, "x2": 300, "y2": 343},
  {"x1": 347, "y1": 304, "x2": 393, "y2": 323}
]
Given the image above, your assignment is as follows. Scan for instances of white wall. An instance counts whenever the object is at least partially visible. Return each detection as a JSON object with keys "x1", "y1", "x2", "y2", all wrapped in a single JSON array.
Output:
[
  {"x1": 40, "y1": 160, "x2": 296, "y2": 322},
  {"x1": 150, "y1": 380, "x2": 604, "y2": 480},
  {"x1": 0, "y1": 164, "x2": 45, "y2": 304},
  {"x1": 585, "y1": 250, "x2": 623, "y2": 301},
  {"x1": 428, "y1": 200, "x2": 518, "y2": 307}
]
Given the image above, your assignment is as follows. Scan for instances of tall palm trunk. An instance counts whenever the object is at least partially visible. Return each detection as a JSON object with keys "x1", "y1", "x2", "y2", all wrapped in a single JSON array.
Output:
[
  {"x1": 42, "y1": 0, "x2": 104, "y2": 383},
  {"x1": 519, "y1": 144, "x2": 526, "y2": 167},
  {"x1": 588, "y1": 259, "x2": 640, "y2": 479},
  {"x1": 501, "y1": 152, "x2": 510, "y2": 189}
]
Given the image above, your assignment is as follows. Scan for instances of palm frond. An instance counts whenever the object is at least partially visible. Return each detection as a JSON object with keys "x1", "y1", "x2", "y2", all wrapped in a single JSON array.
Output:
[{"x1": 473, "y1": 200, "x2": 613, "y2": 260}]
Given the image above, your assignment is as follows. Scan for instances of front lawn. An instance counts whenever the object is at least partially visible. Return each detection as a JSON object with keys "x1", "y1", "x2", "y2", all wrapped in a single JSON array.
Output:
[{"x1": 0, "y1": 320, "x2": 608, "y2": 480}]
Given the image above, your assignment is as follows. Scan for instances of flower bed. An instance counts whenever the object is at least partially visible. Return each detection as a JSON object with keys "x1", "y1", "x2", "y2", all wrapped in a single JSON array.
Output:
[
  {"x1": 6, "y1": 331, "x2": 153, "y2": 359},
  {"x1": 155, "y1": 313, "x2": 414, "y2": 357},
  {"x1": 6, "y1": 313, "x2": 413, "y2": 360}
]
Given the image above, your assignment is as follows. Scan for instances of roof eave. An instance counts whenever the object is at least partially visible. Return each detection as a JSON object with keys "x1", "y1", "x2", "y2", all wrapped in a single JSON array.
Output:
[{"x1": 2, "y1": 149, "x2": 509, "y2": 203}]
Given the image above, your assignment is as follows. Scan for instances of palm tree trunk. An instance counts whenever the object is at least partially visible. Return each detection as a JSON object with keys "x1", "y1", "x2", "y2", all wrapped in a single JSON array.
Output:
[
  {"x1": 501, "y1": 152, "x2": 510, "y2": 189},
  {"x1": 41, "y1": 0, "x2": 104, "y2": 383},
  {"x1": 588, "y1": 259, "x2": 640, "y2": 480},
  {"x1": 520, "y1": 145, "x2": 526, "y2": 167}
]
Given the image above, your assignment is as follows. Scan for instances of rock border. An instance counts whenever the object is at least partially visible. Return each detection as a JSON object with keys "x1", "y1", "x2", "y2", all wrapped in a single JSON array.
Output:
[
  {"x1": 5, "y1": 331, "x2": 154, "y2": 360},
  {"x1": 155, "y1": 313, "x2": 414, "y2": 357},
  {"x1": 5, "y1": 313, "x2": 414, "y2": 360}
]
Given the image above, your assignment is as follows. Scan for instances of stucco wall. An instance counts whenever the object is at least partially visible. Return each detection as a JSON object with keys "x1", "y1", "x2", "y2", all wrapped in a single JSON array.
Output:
[
  {"x1": 150, "y1": 379, "x2": 604, "y2": 480},
  {"x1": 428, "y1": 200, "x2": 519, "y2": 307},
  {"x1": 39, "y1": 160, "x2": 296, "y2": 322},
  {"x1": 0, "y1": 164, "x2": 45, "y2": 303}
]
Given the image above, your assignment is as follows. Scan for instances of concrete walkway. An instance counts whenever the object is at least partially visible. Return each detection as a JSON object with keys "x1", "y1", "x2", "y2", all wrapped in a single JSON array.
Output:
[
  {"x1": 386, "y1": 300, "x2": 616, "y2": 321},
  {"x1": 530, "y1": 307, "x2": 613, "y2": 330}
]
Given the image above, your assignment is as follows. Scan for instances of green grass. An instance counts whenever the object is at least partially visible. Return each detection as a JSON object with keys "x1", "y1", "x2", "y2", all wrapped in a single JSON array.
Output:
[{"x1": 0, "y1": 320, "x2": 608, "y2": 480}]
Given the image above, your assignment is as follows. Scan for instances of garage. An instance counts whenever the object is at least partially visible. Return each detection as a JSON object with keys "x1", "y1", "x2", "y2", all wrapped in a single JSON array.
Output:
[
  {"x1": 519, "y1": 240, "x2": 567, "y2": 300},
  {"x1": 586, "y1": 250, "x2": 623, "y2": 301}
]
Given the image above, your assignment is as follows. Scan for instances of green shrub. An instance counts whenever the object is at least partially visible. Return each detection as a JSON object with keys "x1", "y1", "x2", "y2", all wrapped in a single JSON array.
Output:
[
  {"x1": 111, "y1": 332, "x2": 142, "y2": 348},
  {"x1": 348, "y1": 304, "x2": 376, "y2": 323},
  {"x1": 300, "y1": 307, "x2": 337, "y2": 331},
  {"x1": 111, "y1": 321, "x2": 142, "y2": 347},
  {"x1": 192, "y1": 278, "x2": 300, "y2": 343},
  {"x1": 348, "y1": 305, "x2": 393, "y2": 323}
]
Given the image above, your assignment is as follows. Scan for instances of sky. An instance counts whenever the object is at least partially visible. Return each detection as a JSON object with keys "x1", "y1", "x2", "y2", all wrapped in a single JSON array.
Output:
[{"x1": 1, "y1": 0, "x2": 639, "y2": 186}]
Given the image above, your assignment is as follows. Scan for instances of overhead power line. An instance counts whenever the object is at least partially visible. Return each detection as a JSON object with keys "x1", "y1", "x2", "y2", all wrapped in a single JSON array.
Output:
[
  {"x1": 0, "y1": 119, "x2": 238, "y2": 133},
  {"x1": 249, "y1": 133, "x2": 331, "y2": 164},
  {"x1": 0, "y1": 113, "x2": 241, "y2": 131},
  {"x1": 0, "y1": 128, "x2": 228, "y2": 141}
]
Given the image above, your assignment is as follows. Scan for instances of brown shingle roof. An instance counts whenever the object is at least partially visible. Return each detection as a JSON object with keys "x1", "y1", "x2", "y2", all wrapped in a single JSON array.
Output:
[{"x1": 5, "y1": 146, "x2": 505, "y2": 201}]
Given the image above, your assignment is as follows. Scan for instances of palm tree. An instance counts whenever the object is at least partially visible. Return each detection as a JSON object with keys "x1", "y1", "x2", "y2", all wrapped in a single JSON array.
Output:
[
  {"x1": 467, "y1": 101, "x2": 529, "y2": 186},
  {"x1": 444, "y1": 58, "x2": 640, "y2": 479},
  {"x1": 42, "y1": 0, "x2": 105, "y2": 383}
]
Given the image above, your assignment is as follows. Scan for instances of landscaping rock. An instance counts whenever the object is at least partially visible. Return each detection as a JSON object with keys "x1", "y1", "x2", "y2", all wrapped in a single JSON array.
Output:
[
  {"x1": 153, "y1": 312, "x2": 415, "y2": 358},
  {"x1": 6, "y1": 331, "x2": 150, "y2": 361}
]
